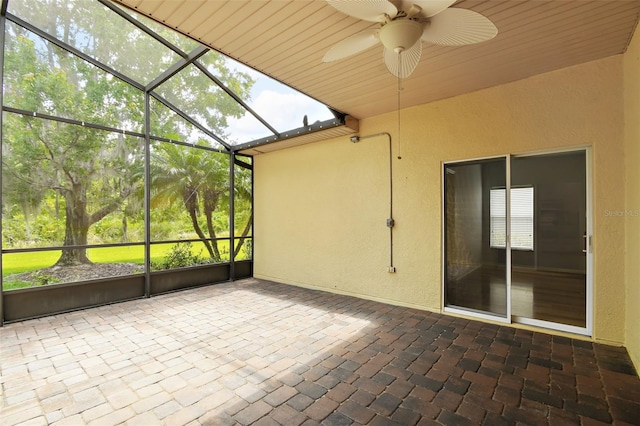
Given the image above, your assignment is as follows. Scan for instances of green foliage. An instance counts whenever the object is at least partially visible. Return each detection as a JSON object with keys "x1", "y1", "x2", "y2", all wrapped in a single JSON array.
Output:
[
  {"x1": 150, "y1": 143, "x2": 231, "y2": 261},
  {"x1": 32, "y1": 271, "x2": 60, "y2": 286},
  {"x1": 151, "y1": 242, "x2": 204, "y2": 270},
  {"x1": 242, "y1": 239, "x2": 253, "y2": 260},
  {"x1": 1, "y1": 0, "x2": 254, "y2": 268},
  {"x1": 235, "y1": 239, "x2": 252, "y2": 261}
]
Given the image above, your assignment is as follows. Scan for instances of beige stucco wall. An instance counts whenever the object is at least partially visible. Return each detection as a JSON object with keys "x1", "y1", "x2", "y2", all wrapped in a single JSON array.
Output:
[
  {"x1": 624, "y1": 26, "x2": 640, "y2": 369},
  {"x1": 254, "y1": 53, "x2": 628, "y2": 346}
]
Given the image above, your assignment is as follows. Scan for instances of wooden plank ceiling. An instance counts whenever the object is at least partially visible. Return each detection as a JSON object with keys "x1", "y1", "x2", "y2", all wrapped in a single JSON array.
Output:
[{"x1": 114, "y1": 0, "x2": 640, "y2": 121}]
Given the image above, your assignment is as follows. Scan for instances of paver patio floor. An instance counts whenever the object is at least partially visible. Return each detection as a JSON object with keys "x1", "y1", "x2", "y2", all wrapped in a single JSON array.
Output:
[{"x1": 1, "y1": 278, "x2": 639, "y2": 425}]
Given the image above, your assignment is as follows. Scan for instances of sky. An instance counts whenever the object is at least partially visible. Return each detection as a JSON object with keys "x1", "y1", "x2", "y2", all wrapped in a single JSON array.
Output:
[{"x1": 224, "y1": 59, "x2": 336, "y2": 144}]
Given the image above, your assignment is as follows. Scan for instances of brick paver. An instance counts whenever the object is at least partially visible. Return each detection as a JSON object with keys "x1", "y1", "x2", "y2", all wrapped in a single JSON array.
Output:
[{"x1": 1, "y1": 278, "x2": 639, "y2": 425}]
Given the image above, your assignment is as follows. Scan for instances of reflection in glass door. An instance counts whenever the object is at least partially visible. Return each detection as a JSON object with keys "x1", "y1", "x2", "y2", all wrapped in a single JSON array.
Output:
[
  {"x1": 443, "y1": 150, "x2": 590, "y2": 334},
  {"x1": 444, "y1": 158, "x2": 509, "y2": 320},
  {"x1": 511, "y1": 151, "x2": 587, "y2": 329}
]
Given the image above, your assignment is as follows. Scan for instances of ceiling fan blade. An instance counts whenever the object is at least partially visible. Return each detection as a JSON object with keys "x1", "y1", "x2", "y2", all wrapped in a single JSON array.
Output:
[
  {"x1": 421, "y1": 8, "x2": 498, "y2": 46},
  {"x1": 409, "y1": 0, "x2": 456, "y2": 18},
  {"x1": 326, "y1": 0, "x2": 398, "y2": 22},
  {"x1": 323, "y1": 29, "x2": 380, "y2": 62},
  {"x1": 383, "y1": 40, "x2": 422, "y2": 78}
]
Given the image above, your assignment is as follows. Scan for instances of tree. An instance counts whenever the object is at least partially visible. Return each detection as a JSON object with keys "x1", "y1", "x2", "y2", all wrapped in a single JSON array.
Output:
[
  {"x1": 2, "y1": 1, "x2": 255, "y2": 267},
  {"x1": 147, "y1": 53, "x2": 254, "y2": 263},
  {"x1": 233, "y1": 159, "x2": 253, "y2": 259},
  {"x1": 3, "y1": 32, "x2": 145, "y2": 265},
  {"x1": 150, "y1": 147, "x2": 254, "y2": 264},
  {"x1": 150, "y1": 143, "x2": 229, "y2": 262},
  {"x1": 3, "y1": 114, "x2": 144, "y2": 265}
]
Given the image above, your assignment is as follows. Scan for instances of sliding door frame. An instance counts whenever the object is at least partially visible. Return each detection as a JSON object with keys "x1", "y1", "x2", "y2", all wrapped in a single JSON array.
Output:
[
  {"x1": 441, "y1": 147, "x2": 593, "y2": 336},
  {"x1": 510, "y1": 147, "x2": 593, "y2": 336},
  {"x1": 441, "y1": 154, "x2": 512, "y2": 324}
]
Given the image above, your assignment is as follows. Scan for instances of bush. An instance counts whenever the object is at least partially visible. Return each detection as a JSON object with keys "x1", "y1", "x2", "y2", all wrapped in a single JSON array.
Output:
[
  {"x1": 151, "y1": 242, "x2": 203, "y2": 270},
  {"x1": 32, "y1": 271, "x2": 60, "y2": 286}
]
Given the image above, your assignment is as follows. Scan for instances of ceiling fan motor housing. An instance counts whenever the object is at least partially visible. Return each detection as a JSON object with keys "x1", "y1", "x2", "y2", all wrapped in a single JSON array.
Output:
[{"x1": 379, "y1": 19, "x2": 423, "y2": 52}]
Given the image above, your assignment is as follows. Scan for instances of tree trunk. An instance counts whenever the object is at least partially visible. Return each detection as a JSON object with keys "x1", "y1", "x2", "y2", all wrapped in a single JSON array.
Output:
[
  {"x1": 183, "y1": 187, "x2": 216, "y2": 260},
  {"x1": 233, "y1": 211, "x2": 253, "y2": 258},
  {"x1": 122, "y1": 215, "x2": 128, "y2": 243},
  {"x1": 56, "y1": 185, "x2": 91, "y2": 266},
  {"x1": 205, "y1": 217, "x2": 222, "y2": 261},
  {"x1": 203, "y1": 188, "x2": 221, "y2": 261},
  {"x1": 187, "y1": 208, "x2": 216, "y2": 260},
  {"x1": 55, "y1": 179, "x2": 132, "y2": 266}
]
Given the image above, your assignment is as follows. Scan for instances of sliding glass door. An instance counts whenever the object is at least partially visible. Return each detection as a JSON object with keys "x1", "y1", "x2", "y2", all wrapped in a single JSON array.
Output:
[
  {"x1": 510, "y1": 151, "x2": 588, "y2": 330},
  {"x1": 444, "y1": 157, "x2": 509, "y2": 320},
  {"x1": 443, "y1": 150, "x2": 591, "y2": 334}
]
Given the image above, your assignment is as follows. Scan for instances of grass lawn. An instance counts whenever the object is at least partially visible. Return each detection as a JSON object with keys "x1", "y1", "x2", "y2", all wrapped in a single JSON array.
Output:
[
  {"x1": 2, "y1": 241, "x2": 241, "y2": 291},
  {"x1": 2, "y1": 246, "x2": 147, "y2": 276}
]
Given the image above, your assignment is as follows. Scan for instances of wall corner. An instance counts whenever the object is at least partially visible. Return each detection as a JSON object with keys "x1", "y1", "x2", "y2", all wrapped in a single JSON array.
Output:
[{"x1": 623, "y1": 23, "x2": 640, "y2": 372}]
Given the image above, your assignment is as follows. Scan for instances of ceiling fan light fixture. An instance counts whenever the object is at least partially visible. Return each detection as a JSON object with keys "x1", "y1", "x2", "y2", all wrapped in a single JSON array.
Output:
[
  {"x1": 378, "y1": 19, "x2": 423, "y2": 52},
  {"x1": 323, "y1": 0, "x2": 498, "y2": 78}
]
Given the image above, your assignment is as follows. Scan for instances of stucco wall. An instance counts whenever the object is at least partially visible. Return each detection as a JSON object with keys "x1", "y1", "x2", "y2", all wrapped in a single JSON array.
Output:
[
  {"x1": 624, "y1": 26, "x2": 640, "y2": 369},
  {"x1": 254, "y1": 54, "x2": 627, "y2": 345}
]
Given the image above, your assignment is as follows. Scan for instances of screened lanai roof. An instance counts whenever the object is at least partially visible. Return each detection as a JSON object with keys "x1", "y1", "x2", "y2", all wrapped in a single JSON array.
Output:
[
  {"x1": 3, "y1": 0, "x2": 356, "y2": 152},
  {"x1": 113, "y1": 0, "x2": 640, "y2": 131}
]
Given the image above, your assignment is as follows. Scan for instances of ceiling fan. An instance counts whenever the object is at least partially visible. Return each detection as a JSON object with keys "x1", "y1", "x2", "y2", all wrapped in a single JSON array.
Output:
[{"x1": 322, "y1": 0, "x2": 498, "y2": 78}]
